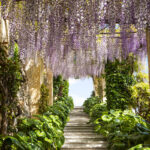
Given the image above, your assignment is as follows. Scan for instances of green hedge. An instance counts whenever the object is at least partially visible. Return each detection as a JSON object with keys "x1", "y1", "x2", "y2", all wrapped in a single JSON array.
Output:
[{"x1": 0, "y1": 97, "x2": 74, "y2": 150}]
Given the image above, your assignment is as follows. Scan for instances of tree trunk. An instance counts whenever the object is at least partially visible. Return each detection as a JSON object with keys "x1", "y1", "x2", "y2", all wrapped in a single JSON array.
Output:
[
  {"x1": 1, "y1": 106, "x2": 8, "y2": 135},
  {"x1": 0, "y1": 87, "x2": 8, "y2": 135}
]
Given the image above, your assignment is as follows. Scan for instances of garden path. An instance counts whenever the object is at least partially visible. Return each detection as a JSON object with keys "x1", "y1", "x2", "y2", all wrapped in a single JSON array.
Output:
[{"x1": 61, "y1": 107, "x2": 108, "y2": 150}]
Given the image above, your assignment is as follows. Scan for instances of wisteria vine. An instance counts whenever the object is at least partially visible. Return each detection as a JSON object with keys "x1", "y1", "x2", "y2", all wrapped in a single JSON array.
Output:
[{"x1": 0, "y1": 0, "x2": 149, "y2": 78}]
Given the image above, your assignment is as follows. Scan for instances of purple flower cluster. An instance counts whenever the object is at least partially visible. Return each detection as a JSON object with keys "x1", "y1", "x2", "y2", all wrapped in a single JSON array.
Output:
[{"x1": 1, "y1": 0, "x2": 149, "y2": 78}]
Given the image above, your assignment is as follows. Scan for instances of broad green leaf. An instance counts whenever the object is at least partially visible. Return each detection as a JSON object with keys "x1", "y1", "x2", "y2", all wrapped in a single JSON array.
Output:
[
  {"x1": 35, "y1": 130, "x2": 46, "y2": 138},
  {"x1": 101, "y1": 115, "x2": 112, "y2": 122}
]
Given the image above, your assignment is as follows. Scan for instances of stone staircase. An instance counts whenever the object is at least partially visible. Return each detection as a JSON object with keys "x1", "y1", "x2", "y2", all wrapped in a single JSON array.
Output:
[{"x1": 61, "y1": 107, "x2": 108, "y2": 150}]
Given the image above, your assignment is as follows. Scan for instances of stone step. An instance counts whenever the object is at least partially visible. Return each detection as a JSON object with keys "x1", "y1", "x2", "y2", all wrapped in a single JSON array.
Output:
[
  {"x1": 71, "y1": 109, "x2": 84, "y2": 111},
  {"x1": 66, "y1": 123, "x2": 92, "y2": 127},
  {"x1": 62, "y1": 107, "x2": 108, "y2": 150},
  {"x1": 61, "y1": 148, "x2": 107, "y2": 150},
  {"x1": 64, "y1": 130, "x2": 94, "y2": 133},
  {"x1": 64, "y1": 133, "x2": 105, "y2": 138},
  {"x1": 70, "y1": 111, "x2": 84, "y2": 114},
  {"x1": 69, "y1": 116, "x2": 89, "y2": 119},
  {"x1": 64, "y1": 128, "x2": 94, "y2": 131},
  {"x1": 64, "y1": 127, "x2": 94, "y2": 132},
  {"x1": 64, "y1": 138, "x2": 107, "y2": 143},
  {"x1": 69, "y1": 113, "x2": 88, "y2": 116},
  {"x1": 62, "y1": 143, "x2": 108, "y2": 149},
  {"x1": 65, "y1": 126, "x2": 93, "y2": 129},
  {"x1": 69, "y1": 116, "x2": 89, "y2": 123}
]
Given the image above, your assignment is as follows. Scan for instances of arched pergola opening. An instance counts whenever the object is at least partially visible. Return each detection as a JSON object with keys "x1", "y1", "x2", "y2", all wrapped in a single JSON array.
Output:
[{"x1": 69, "y1": 77, "x2": 94, "y2": 106}]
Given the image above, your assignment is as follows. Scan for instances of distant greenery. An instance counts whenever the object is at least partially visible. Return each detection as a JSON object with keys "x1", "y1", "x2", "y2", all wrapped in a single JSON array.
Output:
[
  {"x1": 38, "y1": 84, "x2": 49, "y2": 114},
  {"x1": 53, "y1": 75, "x2": 69, "y2": 100},
  {"x1": 83, "y1": 96, "x2": 100, "y2": 114},
  {"x1": 0, "y1": 96, "x2": 74, "y2": 150},
  {"x1": 83, "y1": 97, "x2": 150, "y2": 150}
]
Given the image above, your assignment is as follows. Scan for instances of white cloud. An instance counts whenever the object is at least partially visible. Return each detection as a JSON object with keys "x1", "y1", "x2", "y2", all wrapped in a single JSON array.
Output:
[{"x1": 69, "y1": 78, "x2": 79, "y2": 85}]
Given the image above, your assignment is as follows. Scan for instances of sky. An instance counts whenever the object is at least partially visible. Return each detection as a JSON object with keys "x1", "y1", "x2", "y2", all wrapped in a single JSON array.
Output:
[
  {"x1": 68, "y1": 57, "x2": 149, "y2": 106},
  {"x1": 69, "y1": 78, "x2": 94, "y2": 106},
  {"x1": 142, "y1": 57, "x2": 148, "y2": 74}
]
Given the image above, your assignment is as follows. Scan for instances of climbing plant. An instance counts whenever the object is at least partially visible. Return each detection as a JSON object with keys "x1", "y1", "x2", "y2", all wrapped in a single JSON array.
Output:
[
  {"x1": 104, "y1": 55, "x2": 137, "y2": 110},
  {"x1": 0, "y1": 43, "x2": 24, "y2": 135}
]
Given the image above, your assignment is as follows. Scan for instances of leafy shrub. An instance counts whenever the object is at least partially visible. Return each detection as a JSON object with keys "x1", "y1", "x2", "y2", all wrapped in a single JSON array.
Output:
[
  {"x1": 94, "y1": 109, "x2": 150, "y2": 150},
  {"x1": 84, "y1": 95, "x2": 150, "y2": 150},
  {"x1": 39, "y1": 84, "x2": 49, "y2": 114},
  {"x1": 83, "y1": 96, "x2": 100, "y2": 114},
  {"x1": 0, "y1": 96, "x2": 74, "y2": 149},
  {"x1": 89, "y1": 102, "x2": 107, "y2": 122},
  {"x1": 45, "y1": 97, "x2": 74, "y2": 127},
  {"x1": 129, "y1": 144, "x2": 150, "y2": 150},
  {"x1": 104, "y1": 58, "x2": 135, "y2": 110},
  {"x1": 131, "y1": 72, "x2": 150, "y2": 121}
]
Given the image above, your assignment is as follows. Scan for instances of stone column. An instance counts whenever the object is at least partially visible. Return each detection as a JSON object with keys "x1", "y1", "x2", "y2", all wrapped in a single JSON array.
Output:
[
  {"x1": 92, "y1": 76, "x2": 99, "y2": 97},
  {"x1": 92, "y1": 76, "x2": 105, "y2": 100},
  {"x1": 46, "y1": 69, "x2": 53, "y2": 106},
  {"x1": 146, "y1": 27, "x2": 150, "y2": 86},
  {"x1": 0, "y1": 8, "x2": 9, "y2": 45}
]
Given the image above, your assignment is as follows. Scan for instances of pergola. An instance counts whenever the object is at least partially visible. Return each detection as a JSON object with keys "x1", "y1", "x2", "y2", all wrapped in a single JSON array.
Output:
[{"x1": 0, "y1": 0, "x2": 150, "y2": 84}]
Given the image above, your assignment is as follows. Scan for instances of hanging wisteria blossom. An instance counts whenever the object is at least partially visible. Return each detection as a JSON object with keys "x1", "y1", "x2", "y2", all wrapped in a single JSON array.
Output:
[{"x1": 0, "y1": 0, "x2": 149, "y2": 78}]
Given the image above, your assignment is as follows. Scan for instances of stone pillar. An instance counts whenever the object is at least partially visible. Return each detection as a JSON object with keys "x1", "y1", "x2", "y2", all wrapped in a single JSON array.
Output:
[
  {"x1": 92, "y1": 76, "x2": 99, "y2": 97},
  {"x1": 46, "y1": 69, "x2": 53, "y2": 106},
  {"x1": 146, "y1": 27, "x2": 150, "y2": 86},
  {"x1": 102, "y1": 77, "x2": 106, "y2": 99},
  {"x1": 0, "y1": 8, "x2": 9, "y2": 45},
  {"x1": 92, "y1": 76, "x2": 105, "y2": 100},
  {"x1": 25, "y1": 58, "x2": 44, "y2": 115},
  {"x1": 25, "y1": 56, "x2": 54, "y2": 115}
]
